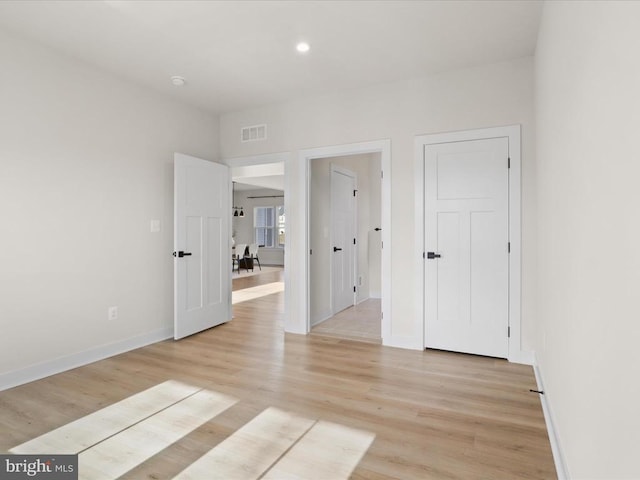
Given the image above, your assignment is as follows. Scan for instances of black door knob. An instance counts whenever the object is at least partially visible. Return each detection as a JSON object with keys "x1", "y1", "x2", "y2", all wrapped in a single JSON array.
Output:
[
  {"x1": 333, "y1": 247, "x2": 343, "y2": 252},
  {"x1": 173, "y1": 251, "x2": 192, "y2": 258}
]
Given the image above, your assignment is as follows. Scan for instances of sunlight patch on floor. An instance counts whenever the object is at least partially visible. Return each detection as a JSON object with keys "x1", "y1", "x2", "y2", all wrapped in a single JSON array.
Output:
[
  {"x1": 10, "y1": 380, "x2": 203, "y2": 455},
  {"x1": 174, "y1": 407, "x2": 314, "y2": 480},
  {"x1": 232, "y1": 282, "x2": 284, "y2": 304},
  {"x1": 79, "y1": 390, "x2": 236, "y2": 480},
  {"x1": 11, "y1": 380, "x2": 375, "y2": 480}
]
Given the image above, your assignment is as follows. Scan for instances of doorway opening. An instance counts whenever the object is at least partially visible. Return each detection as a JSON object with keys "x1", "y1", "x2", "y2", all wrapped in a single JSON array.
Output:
[
  {"x1": 309, "y1": 154, "x2": 382, "y2": 343},
  {"x1": 297, "y1": 140, "x2": 391, "y2": 344},
  {"x1": 224, "y1": 154, "x2": 288, "y2": 319},
  {"x1": 224, "y1": 140, "x2": 390, "y2": 343}
]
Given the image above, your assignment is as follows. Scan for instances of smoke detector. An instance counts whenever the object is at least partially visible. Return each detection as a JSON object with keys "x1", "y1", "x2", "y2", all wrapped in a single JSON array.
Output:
[{"x1": 171, "y1": 76, "x2": 186, "y2": 87}]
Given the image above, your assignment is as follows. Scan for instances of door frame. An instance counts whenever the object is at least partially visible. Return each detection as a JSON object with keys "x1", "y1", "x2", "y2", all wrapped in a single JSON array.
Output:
[
  {"x1": 300, "y1": 140, "x2": 391, "y2": 340},
  {"x1": 414, "y1": 125, "x2": 528, "y2": 363},
  {"x1": 329, "y1": 164, "x2": 358, "y2": 314}
]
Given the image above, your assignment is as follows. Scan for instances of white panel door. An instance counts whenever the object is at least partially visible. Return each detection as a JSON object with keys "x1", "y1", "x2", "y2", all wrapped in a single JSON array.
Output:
[
  {"x1": 424, "y1": 138, "x2": 509, "y2": 358},
  {"x1": 331, "y1": 166, "x2": 356, "y2": 314},
  {"x1": 174, "y1": 153, "x2": 231, "y2": 340}
]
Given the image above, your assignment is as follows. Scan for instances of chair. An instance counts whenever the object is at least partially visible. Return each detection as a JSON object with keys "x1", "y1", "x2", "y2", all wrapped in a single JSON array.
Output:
[
  {"x1": 248, "y1": 243, "x2": 262, "y2": 271},
  {"x1": 233, "y1": 243, "x2": 247, "y2": 273}
]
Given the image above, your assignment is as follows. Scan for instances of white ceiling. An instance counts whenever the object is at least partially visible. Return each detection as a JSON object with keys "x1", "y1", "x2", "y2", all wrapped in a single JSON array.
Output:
[{"x1": 0, "y1": 0, "x2": 543, "y2": 115}]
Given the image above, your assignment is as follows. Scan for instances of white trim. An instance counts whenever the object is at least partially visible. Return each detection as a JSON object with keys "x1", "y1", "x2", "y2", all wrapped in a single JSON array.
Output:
[
  {"x1": 225, "y1": 151, "x2": 287, "y2": 168},
  {"x1": 414, "y1": 125, "x2": 524, "y2": 361},
  {"x1": 385, "y1": 335, "x2": 423, "y2": 350},
  {"x1": 299, "y1": 140, "x2": 391, "y2": 341},
  {"x1": 311, "y1": 312, "x2": 334, "y2": 327},
  {"x1": 509, "y1": 349, "x2": 535, "y2": 365},
  {"x1": 534, "y1": 362, "x2": 569, "y2": 480},
  {"x1": 0, "y1": 327, "x2": 173, "y2": 392}
]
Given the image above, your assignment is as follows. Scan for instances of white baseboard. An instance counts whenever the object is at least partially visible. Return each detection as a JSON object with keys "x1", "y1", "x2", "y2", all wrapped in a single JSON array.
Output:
[
  {"x1": 383, "y1": 335, "x2": 422, "y2": 350},
  {"x1": 310, "y1": 312, "x2": 333, "y2": 327},
  {"x1": 533, "y1": 362, "x2": 569, "y2": 480},
  {"x1": 0, "y1": 327, "x2": 173, "y2": 392},
  {"x1": 509, "y1": 349, "x2": 535, "y2": 365}
]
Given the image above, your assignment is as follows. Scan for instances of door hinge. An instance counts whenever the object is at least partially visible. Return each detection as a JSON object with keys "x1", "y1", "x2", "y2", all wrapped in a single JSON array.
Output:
[
  {"x1": 423, "y1": 251, "x2": 425, "y2": 259},
  {"x1": 353, "y1": 189, "x2": 358, "y2": 197},
  {"x1": 353, "y1": 286, "x2": 356, "y2": 293},
  {"x1": 508, "y1": 326, "x2": 511, "y2": 338},
  {"x1": 381, "y1": 171, "x2": 384, "y2": 179},
  {"x1": 381, "y1": 241, "x2": 383, "y2": 249},
  {"x1": 508, "y1": 157, "x2": 511, "y2": 168},
  {"x1": 508, "y1": 242, "x2": 511, "y2": 253},
  {"x1": 353, "y1": 238, "x2": 356, "y2": 245},
  {"x1": 310, "y1": 249, "x2": 313, "y2": 255}
]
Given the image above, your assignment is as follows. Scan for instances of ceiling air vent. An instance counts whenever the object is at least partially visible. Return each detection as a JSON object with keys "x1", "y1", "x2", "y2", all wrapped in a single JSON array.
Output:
[{"x1": 241, "y1": 124, "x2": 267, "y2": 143}]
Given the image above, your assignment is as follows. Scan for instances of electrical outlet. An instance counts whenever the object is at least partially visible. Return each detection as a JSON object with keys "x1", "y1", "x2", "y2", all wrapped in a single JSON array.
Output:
[{"x1": 108, "y1": 306, "x2": 118, "y2": 321}]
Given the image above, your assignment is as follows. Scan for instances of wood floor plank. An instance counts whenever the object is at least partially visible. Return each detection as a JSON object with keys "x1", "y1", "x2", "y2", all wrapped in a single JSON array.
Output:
[
  {"x1": 78, "y1": 389, "x2": 237, "y2": 480},
  {"x1": 262, "y1": 421, "x2": 375, "y2": 480},
  {"x1": 10, "y1": 380, "x2": 200, "y2": 455},
  {"x1": 173, "y1": 407, "x2": 315, "y2": 480}
]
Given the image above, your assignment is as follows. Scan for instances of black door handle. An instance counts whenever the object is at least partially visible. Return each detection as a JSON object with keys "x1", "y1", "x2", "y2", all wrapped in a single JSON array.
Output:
[
  {"x1": 426, "y1": 252, "x2": 441, "y2": 259},
  {"x1": 333, "y1": 247, "x2": 342, "y2": 252},
  {"x1": 173, "y1": 251, "x2": 192, "y2": 258},
  {"x1": 374, "y1": 227, "x2": 382, "y2": 232}
]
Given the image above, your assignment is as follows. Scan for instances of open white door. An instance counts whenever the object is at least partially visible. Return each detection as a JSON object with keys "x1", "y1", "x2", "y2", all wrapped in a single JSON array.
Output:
[
  {"x1": 424, "y1": 137, "x2": 509, "y2": 358},
  {"x1": 174, "y1": 153, "x2": 231, "y2": 340},
  {"x1": 330, "y1": 165, "x2": 357, "y2": 314}
]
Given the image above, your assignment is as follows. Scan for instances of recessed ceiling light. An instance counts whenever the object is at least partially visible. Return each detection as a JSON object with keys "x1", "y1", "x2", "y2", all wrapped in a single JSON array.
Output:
[
  {"x1": 171, "y1": 76, "x2": 186, "y2": 87},
  {"x1": 296, "y1": 42, "x2": 310, "y2": 53}
]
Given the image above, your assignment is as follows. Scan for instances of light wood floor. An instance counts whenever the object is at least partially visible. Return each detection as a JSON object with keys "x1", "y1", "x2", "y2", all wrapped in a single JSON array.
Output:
[
  {"x1": 312, "y1": 299, "x2": 382, "y2": 344},
  {"x1": 0, "y1": 270, "x2": 556, "y2": 479}
]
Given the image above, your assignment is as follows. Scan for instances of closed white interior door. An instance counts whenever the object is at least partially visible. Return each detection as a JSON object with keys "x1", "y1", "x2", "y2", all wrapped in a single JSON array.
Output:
[
  {"x1": 174, "y1": 153, "x2": 231, "y2": 340},
  {"x1": 424, "y1": 138, "x2": 509, "y2": 358},
  {"x1": 331, "y1": 166, "x2": 356, "y2": 314}
]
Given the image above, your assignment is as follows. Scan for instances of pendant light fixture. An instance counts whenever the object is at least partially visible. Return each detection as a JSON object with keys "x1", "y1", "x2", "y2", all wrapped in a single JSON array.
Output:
[{"x1": 232, "y1": 181, "x2": 244, "y2": 217}]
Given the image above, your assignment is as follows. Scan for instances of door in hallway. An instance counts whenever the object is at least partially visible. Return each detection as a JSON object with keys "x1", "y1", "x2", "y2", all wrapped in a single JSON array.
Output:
[
  {"x1": 331, "y1": 166, "x2": 357, "y2": 315},
  {"x1": 423, "y1": 137, "x2": 509, "y2": 358}
]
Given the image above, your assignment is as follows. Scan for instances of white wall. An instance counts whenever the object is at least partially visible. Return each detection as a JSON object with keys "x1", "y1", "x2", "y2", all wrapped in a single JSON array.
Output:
[
  {"x1": 310, "y1": 153, "x2": 381, "y2": 325},
  {"x1": 0, "y1": 29, "x2": 219, "y2": 385},
  {"x1": 232, "y1": 187, "x2": 285, "y2": 266},
  {"x1": 535, "y1": 2, "x2": 640, "y2": 478},
  {"x1": 220, "y1": 56, "x2": 536, "y2": 351}
]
